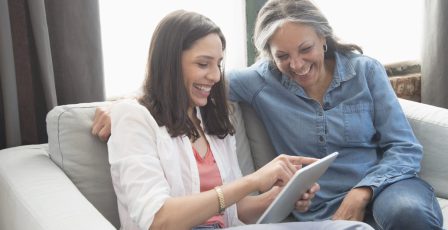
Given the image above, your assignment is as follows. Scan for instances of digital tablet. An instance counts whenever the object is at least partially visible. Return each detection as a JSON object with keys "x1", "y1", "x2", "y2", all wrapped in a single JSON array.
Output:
[{"x1": 256, "y1": 152, "x2": 339, "y2": 224}]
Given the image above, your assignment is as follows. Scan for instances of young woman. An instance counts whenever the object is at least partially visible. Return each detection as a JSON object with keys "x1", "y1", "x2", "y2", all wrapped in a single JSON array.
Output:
[
  {"x1": 227, "y1": 0, "x2": 443, "y2": 229},
  {"x1": 105, "y1": 9, "x2": 372, "y2": 230}
]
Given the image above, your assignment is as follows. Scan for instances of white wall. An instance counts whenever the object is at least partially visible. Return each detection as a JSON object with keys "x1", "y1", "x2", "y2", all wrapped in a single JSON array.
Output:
[{"x1": 99, "y1": 0, "x2": 246, "y2": 98}]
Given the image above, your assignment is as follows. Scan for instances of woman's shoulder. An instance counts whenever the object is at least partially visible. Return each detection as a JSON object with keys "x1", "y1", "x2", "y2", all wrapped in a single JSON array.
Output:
[
  {"x1": 227, "y1": 58, "x2": 282, "y2": 94},
  {"x1": 110, "y1": 99, "x2": 158, "y2": 127},
  {"x1": 112, "y1": 98, "x2": 147, "y2": 114},
  {"x1": 336, "y1": 52, "x2": 385, "y2": 78},
  {"x1": 228, "y1": 59, "x2": 273, "y2": 81}
]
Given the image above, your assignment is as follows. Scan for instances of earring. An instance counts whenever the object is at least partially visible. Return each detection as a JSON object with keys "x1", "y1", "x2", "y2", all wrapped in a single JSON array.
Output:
[{"x1": 323, "y1": 44, "x2": 328, "y2": 53}]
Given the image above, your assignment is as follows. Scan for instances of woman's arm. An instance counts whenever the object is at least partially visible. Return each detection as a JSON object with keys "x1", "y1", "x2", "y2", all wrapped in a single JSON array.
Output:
[
  {"x1": 151, "y1": 155, "x2": 316, "y2": 230},
  {"x1": 152, "y1": 175, "x2": 257, "y2": 230},
  {"x1": 356, "y1": 59, "x2": 423, "y2": 195}
]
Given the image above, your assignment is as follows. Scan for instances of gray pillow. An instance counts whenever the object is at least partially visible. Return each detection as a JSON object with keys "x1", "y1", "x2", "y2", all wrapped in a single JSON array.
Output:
[
  {"x1": 231, "y1": 102, "x2": 255, "y2": 176},
  {"x1": 46, "y1": 102, "x2": 120, "y2": 228},
  {"x1": 239, "y1": 103, "x2": 277, "y2": 170}
]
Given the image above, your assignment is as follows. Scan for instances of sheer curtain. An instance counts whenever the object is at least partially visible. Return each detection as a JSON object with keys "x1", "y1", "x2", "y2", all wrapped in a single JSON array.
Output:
[{"x1": 99, "y1": 0, "x2": 247, "y2": 99}]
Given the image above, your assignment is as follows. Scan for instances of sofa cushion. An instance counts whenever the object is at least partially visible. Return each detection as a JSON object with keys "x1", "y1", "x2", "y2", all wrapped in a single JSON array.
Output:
[
  {"x1": 399, "y1": 98, "x2": 448, "y2": 199},
  {"x1": 239, "y1": 103, "x2": 277, "y2": 170},
  {"x1": 46, "y1": 102, "x2": 120, "y2": 228},
  {"x1": 232, "y1": 102, "x2": 255, "y2": 176}
]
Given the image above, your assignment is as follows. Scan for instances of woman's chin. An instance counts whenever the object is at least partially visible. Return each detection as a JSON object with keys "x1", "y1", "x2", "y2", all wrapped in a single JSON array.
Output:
[
  {"x1": 192, "y1": 99, "x2": 208, "y2": 108},
  {"x1": 293, "y1": 75, "x2": 312, "y2": 87}
]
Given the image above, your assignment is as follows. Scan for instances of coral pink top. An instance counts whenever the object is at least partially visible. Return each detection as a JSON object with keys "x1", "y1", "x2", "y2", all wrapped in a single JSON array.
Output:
[{"x1": 193, "y1": 145, "x2": 225, "y2": 228}]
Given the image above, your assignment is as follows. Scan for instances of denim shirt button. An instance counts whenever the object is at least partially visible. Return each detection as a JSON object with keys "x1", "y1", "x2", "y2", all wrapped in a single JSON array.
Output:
[
  {"x1": 323, "y1": 102, "x2": 330, "y2": 110},
  {"x1": 319, "y1": 135, "x2": 325, "y2": 143},
  {"x1": 318, "y1": 111, "x2": 323, "y2": 116}
]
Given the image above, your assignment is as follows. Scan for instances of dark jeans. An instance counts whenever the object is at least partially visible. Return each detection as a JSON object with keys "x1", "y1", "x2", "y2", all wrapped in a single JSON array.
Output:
[{"x1": 364, "y1": 177, "x2": 443, "y2": 230}]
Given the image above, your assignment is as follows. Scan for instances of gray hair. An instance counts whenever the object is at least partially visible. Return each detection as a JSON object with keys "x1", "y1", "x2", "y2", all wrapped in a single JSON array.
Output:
[{"x1": 254, "y1": 0, "x2": 362, "y2": 61}]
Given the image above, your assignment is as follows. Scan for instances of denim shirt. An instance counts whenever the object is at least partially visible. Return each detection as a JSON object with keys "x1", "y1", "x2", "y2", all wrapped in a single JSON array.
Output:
[{"x1": 227, "y1": 51, "x2": 423, "y2": 221}]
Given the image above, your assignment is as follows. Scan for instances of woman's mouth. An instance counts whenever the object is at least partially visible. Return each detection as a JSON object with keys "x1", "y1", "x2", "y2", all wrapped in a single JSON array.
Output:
[
  {"x1": 193, "y1": 83, "x2": 212, "y2": 96},
  {"x1": 292, "y1": 64, "x2": 312, "y2": 76}
]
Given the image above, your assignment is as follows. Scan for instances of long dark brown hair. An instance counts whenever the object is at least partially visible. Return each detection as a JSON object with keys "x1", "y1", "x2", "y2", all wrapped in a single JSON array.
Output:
[{"x1": 138, "y1": 10, "x2": 234, "y2": 141}]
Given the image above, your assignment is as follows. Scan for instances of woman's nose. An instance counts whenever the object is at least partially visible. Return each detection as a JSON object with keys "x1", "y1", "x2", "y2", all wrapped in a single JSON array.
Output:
[
  {"x1": 207, "y1": 67, "x2": 221, "y2": 83},
  {"x1": 289, "y1": 55, "x2": 304, "y2": 70}
]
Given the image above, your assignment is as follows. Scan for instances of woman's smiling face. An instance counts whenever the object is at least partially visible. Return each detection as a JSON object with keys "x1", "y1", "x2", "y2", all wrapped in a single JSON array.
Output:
[
  {"x1": 182, "y1": 33, "x2": 223, "y2": 111},
  {"x1": 269, "y1": 21, "x2": 326, "y2": 90}
]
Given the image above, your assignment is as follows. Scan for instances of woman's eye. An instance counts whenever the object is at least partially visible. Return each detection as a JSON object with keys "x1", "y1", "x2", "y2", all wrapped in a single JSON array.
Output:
[
  {"x1": 301, "y1": 46, "x2": 312, "y2": 53},
  {"x1": 276, "y1": 54, "x2": 288, "y2": 60},
  {"x1": 198, "y1": 63, "x2": 208, "y2": 68}
]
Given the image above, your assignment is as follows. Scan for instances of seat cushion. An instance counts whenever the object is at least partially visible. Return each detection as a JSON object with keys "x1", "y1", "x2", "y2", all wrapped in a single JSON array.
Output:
[{"x1": 46, "y1": 102, "x2": 120, "y2": 228}]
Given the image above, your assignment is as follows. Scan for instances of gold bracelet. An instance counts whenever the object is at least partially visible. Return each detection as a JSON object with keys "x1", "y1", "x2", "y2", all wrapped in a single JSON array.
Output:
[{"x1": 214, "y1": 186, "x2": 226, "y2": 215}]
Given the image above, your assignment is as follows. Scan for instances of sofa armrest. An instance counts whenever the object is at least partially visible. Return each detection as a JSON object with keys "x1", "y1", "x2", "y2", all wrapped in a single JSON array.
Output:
[
  {"x1": 0, "y1": 144, "x2": 116, "y2": 230},
  {"x1": 399, "y1": 98, "x2": 448, "y2": 199}
]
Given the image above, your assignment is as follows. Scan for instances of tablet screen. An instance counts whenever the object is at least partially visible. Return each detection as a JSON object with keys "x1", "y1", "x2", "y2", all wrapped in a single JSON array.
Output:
[{"x1": 256, "y1": 152, "x2": 339, "y2": 224}]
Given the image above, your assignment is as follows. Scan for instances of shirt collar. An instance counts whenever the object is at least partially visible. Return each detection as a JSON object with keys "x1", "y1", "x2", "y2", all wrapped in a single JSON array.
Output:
[
  {"x1": 333, "y1": 51, "x2": 356, "y2": 83},
  {"x1": 253, "y1": 58, "x2": 281, "y2": 81}
]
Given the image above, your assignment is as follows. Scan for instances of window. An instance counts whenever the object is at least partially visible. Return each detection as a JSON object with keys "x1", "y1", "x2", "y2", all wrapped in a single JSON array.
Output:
[
  {"x1": 100, "y1": 0, "x2": 424, "y2": 98},
  {"x1": 99, "y1": 0, "x2": 246, "y2": 98},
  {"x1": 314, "y1": 0, "x2": 424, "y2": 64}
]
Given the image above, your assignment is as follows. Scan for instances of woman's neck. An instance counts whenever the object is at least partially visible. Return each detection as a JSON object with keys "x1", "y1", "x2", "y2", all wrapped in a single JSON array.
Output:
[
  {"x1": 188, "y1": 107, "x2": 209, "y2": 158},
  {"x1": 305, "y1": 59, "x2": 335, "y2": 105}
]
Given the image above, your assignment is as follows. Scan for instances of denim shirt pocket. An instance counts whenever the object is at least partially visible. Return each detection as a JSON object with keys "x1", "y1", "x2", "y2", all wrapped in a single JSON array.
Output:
[{"x1": 343, "y1": 103, "x2": 376, "y2": 143}]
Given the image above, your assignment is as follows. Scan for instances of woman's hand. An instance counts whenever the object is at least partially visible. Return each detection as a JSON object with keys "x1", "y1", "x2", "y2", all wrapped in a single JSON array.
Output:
[
  {"x1": 91, "y1": 107, "x2": 112, "y2": 141},
  {"x1": 250, "y1": 154, "x2": 317, "y2": 193},
  {"x1": 237, "y1": 164, "x2": 318, "y2": 223},
  {"x1": 332, "y1": 187, "x2": 372, "y2": 221},
  {"x1": 295, "y1": 182, "x2": 320, "y2": 212}
]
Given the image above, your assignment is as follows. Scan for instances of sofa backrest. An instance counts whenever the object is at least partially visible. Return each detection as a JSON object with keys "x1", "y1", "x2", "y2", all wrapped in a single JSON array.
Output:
[
  {"x1": 238, "y1": 103, "x2": 276, "y2": 171},
  {"x1": 398, "y1": 99, "x2": 448, "y2": 199},
  {"x1": 46, "y1": 102, "x2": 120, "y2": 228}
]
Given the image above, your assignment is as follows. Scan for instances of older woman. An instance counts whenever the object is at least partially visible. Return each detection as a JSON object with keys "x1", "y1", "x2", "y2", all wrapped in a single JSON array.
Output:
[{"x1": 228, "y1": 0, "x2": 443, "y2": 229}]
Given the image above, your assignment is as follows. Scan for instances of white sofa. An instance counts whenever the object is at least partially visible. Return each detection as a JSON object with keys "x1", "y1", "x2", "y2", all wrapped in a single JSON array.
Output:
[{"x1": 0, "y1": 99, "x2": 447, "y2": 230}]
